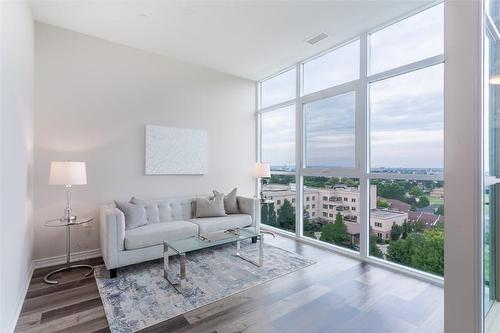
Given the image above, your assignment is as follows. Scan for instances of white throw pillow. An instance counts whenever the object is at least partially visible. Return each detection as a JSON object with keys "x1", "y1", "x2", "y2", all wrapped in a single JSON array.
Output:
[
  {"x1": 213, "y1": 187, "x2": 239, "y2": 214},
  {"x1": 114, "y1": 200, "x2": 147, "y2": 230},
  {"x1": 195, "y1": 193, "x2": 226, "y2": 218}
]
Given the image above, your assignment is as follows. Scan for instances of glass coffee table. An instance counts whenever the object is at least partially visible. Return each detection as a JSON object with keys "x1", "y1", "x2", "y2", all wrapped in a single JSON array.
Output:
[{"x1": 163, "y1": 228, "x2": 263, "y2": 293}]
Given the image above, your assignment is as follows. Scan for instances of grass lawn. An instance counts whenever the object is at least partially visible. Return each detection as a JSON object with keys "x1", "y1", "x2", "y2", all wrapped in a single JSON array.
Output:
[{"x1": 425, "y1": 195, "x2": 444, "y2": 206}]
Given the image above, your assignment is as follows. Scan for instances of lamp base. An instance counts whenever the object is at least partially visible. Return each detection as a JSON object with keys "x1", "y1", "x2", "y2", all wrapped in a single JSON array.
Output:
[
  {"x1": 44, "y1": 264, "x2": 94, "y2": 285},
  {"x1": 60, "y1": 215, "x2": 77, "y2": 223}
]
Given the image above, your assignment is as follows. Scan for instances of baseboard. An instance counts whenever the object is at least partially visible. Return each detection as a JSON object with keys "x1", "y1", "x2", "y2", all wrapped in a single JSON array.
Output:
[
  {"x1": 4, "y1": 261, "x2": 34, "y2": 333},
  {"x1": 33, "y1": 248, "x2": 102, "y2": 269}
]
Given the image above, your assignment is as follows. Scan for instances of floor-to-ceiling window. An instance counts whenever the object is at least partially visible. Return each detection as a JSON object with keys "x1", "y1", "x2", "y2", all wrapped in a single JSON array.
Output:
[
  {"x1": 484, "y1": 0, "x2": 500, "y2": 324},
  {"x1": 257, "y1": 3, "x2": 444, "y2": 278}
]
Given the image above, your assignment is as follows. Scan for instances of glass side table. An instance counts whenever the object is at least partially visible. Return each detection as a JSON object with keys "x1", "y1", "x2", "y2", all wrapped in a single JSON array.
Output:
[{"x1": 43, "y1": 217, "x2": 94, "y2": 284}]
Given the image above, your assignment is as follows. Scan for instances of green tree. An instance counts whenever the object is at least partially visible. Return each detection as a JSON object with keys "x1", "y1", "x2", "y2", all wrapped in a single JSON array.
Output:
[
  {"x1": 379, "y1": 183, "x2": 406, "y2": 201},
  {"x1": 387, "y1": 239, "x2": 411, "y2": 267},
  {"x1": 269, "y1": 175, "x2": 295, "y2": 185},
  {"x1": 386, "y1": 229, "x2": 444, "y2": 276},
  {"x1": 325, "y1": 177, "x2": 340, "y2": 188},
  {"x1": 370, "y1": 235, "x2": 383, "y2": 258},
  {"x1": 414, "y1": 220, "x2": 426, "y2": 232},
  {"x1": 377, "y1": 198, "x2": 389, "y2": 208},
  {"x1": 436, "y1": 204, "x2": 444, "y2": 216},
  {"x1": 401, "y1": 220, "x2": 412, "y2": 239},
  {"x1": 409, "y1": 186, "x2": 424, "y2": 197},
  {"x1": 417, "y1": 196, "x2": 430, "y2": 208},
  {"x1": 261, "y1": 203, "x2": 269, "y2": 225},
  {"x1": 268, "y1": 204, "x2": 277, "y2": 226},
  {"x1": 321, "y1": 213, "x2": 349, "y2": 245},
  {"x1": 410, "y1": 229, "x2": 444, "y2": 275},
  {"x1": 390, "y1": 223, "x2": 402, "y2": 241},
  {"x1": 277, "y1": 199, "x2": 295, "y2": 232}
]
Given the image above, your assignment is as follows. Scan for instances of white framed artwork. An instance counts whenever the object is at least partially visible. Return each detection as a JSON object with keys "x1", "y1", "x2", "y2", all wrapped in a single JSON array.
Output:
[{"x1": 145, "y1": 125, "x2": 208, "y2": 175}]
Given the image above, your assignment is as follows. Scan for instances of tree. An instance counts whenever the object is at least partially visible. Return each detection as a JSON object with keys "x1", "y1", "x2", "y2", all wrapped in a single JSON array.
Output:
[
  {"x1": 386, "y1": 229, "x2": 444, "y2": 276},
  {"x1": 390, "y1": 223, "x2": 402, "y2": 241},
  {"x1": 417, "y1": 196, "x2": 430, "y2": 208},
  {"x1": 261, "y1": 203, "x2": 269, "y2": 225},
  {"x1": 379, "y1": 182, "x2": 406, "y2": 201},
  {"x1": 414, "y1": 220, "x2": 426, "y2": 232},
  {"x1": 370, "y1": 235, "x2": 383, "y2": 258},
  {"x1": 410, "y1": 229, "x2": 444, "y2": 276},
  {"x1": 409, "y1": 186, "x2": 424, "y2": 197},
  {"x1": 436, "y1": 204, "x2": 444, "y2": 216},
  {"x1": 268, "y1": 204, "x2": 277, "y2": 226},
  {"x1": 377, "y1": 198, "x2": 389, "y2": 208},
  {"x1": 387, "y1": 239, "x2": 411, "y2": 267},
  {"x1": 321, "y1": 213, "x2": 349, "y2": 245},
  {"x1": 325, "y1": 177, "x2": 340, "y2": 188},
  {"x1": 277, "y1": 199, "x2": 295, "y2": 232},
  {"x1": 401, "y1": 220, "x2": 412, "y2": 239}
]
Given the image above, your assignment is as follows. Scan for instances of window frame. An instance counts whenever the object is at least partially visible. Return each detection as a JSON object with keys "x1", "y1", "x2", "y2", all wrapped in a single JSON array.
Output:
[{"x1": 256, "y1": 2, "x2": 444, "y2": 285}]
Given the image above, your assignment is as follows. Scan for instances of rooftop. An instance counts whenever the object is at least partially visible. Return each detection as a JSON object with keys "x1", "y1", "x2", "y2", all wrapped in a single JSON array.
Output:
[{"x1": 370, "y1": 209, "x2": 408, "y2": 219}]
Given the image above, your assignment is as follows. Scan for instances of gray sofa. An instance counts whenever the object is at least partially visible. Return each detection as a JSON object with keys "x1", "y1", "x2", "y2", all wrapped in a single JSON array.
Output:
[{"x1": 99, "y1": 195, "x2": 258, "y2": 277}]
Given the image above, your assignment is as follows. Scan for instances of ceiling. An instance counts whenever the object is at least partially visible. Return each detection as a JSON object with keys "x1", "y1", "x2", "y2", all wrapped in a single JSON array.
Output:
[{"x1": 30, "y1": 1, "x2": 433, "y2": 81}]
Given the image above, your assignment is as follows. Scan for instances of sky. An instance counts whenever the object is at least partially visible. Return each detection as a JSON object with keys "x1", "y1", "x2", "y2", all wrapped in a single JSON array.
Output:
[{"x1": 260, "y1": 3, "x2": 444, "y2": 170}]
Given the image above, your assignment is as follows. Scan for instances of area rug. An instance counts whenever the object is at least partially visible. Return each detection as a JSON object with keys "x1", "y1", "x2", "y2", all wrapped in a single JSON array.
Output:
[{"x1": 94, "y1": 240, "x2": 316, "y2": 333}]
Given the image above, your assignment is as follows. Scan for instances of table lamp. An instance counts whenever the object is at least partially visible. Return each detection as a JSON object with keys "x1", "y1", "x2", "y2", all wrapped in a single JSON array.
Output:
[
  {"x1": 49, "y1": 161, "x2": 87, "y2": 222},
  {"x1": 252, "y1": 162, "x2": 270, "y2": 201}
]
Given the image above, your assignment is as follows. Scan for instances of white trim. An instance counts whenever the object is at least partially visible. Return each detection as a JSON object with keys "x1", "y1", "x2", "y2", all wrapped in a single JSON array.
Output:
[
  {"x1": 263, "y1": 225, "x2": 444, "y2": 287},
  {"x1": 367, "y1": 55, "x2": 444, "y2": 84},
  {"x1": 4, "y1": 261, "x2": 34, "y2": 333},
  {"x1": 300, "y1": 80, "x2": 359, "y2": 105},
  {"x1": 257, "y1": 99, "x2": 296, "y2": 114},
  {"x1": 33, "y1": 248, "x2": 101, "y2": 269},
  {"x1": 295, "y1": 62, "x2": 303, "y2": 237},
  {"x1": 367, "y1": 172, "x2": 443, "y2": 181}
]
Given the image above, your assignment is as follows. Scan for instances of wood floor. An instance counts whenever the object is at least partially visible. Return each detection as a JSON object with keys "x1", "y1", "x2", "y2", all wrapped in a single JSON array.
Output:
[{"x1": 15, "y1": 235, "x2": 444, "y2": 333}]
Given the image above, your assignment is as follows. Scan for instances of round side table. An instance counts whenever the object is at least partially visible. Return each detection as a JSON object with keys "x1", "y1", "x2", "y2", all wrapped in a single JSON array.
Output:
[{"x1": 43, "y1": 217, "x2": 94, "y2": 284}]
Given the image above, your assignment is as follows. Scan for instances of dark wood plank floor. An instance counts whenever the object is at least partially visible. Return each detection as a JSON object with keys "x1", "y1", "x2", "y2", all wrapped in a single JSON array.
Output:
[{"x1": 15, "y1": 235, "x2": 443, "y2": 333}]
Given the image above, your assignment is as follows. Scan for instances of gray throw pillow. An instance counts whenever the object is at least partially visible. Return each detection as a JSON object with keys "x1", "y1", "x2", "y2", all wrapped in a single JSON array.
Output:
[
  {"x1": 114, "y1": 200, "x2": 147, "y2": 230},
  {"x1": 213, "y1": 188, "x2": 239, "y2": 214},
  {"x1": 195, "y1": 193, "x2": 226, "y2": 218}
]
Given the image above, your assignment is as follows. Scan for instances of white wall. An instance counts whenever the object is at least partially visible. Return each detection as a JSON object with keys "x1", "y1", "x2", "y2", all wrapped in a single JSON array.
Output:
[
  {"x1": 443, "y1": 1, "x2": 483, "y2": 332},
  {"x1": 0, "y1": 1, "x2": 34, "y2": 332},
  {"x1": 34, "y1": 23, "x2": 255, "y2": 260}
]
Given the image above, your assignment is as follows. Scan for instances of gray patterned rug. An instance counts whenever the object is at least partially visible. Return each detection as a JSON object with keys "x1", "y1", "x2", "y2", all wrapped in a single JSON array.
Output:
[{"x1": 94, "y1": 240, "x2": 316, "y2": 333}]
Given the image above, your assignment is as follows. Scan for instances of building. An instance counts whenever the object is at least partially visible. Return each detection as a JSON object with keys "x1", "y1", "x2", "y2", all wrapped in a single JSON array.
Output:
[
  {"x1": 262, "y1": 183, "x2": 377, "y2": 224},
  {"x1": 370, "y1": 209, "x2": 408, "y2": 240},
  {"x1": 431, "y1": 187, "x2": 445, "y2": 198},
  {"x1": 263, "y1": 183, "x2": 406, "y2": 241}
]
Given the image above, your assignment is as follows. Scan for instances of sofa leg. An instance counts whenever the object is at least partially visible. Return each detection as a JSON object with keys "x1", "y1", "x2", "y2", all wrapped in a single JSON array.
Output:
[
  {"x1": 252, "y1": 236, "x2": 257, "y2": 244},
  {"x1": 109, "y1": 268, "x2": 117, "y2": 278}
]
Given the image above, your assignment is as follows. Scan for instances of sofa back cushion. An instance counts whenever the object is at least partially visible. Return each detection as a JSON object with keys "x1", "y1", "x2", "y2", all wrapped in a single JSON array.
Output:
[
  {"x1": 130, "y1": 197, "x2": 194, "y2": 223},
  {"x1": 114, "y1": 201, "x2": 148, "y2": 230},
  {"x1": 195, "y1": 193, "x2": 226, "y2": 218}
]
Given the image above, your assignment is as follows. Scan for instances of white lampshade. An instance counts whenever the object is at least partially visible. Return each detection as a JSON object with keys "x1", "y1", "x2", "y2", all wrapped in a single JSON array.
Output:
[
  {"x1": 49, "y1": 161, "x2": 87, "y2": 185},
  {"x1": 252, "y1": 162, "x2": 271, "y2": 178}
]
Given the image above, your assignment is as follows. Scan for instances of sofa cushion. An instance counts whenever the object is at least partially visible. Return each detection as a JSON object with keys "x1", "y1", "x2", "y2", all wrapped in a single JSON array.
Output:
[
  {"x1": 124, "y1": 221, "x2": 198, "y2": 250},
  {"x1": 213, "y1": 188, "x2": 239, "y2": 214},
  {"x1": 195, "y1": 193, "x2": 226, "y2": 218},
  {"x1": 114, "y1": 201, "x2": 147, "y2": 230},
  {"x1": 190, "y1": 214, "x2": 252, "y2": 235}
]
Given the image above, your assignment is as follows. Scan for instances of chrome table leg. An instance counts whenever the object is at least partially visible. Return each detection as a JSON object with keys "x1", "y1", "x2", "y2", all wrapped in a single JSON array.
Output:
[
  {"x1": 44, "y1": 224, "x2": 94, "y2": 285},
  {"x1": 236, "y1": 234, "x2": 264, "y2": 267}
]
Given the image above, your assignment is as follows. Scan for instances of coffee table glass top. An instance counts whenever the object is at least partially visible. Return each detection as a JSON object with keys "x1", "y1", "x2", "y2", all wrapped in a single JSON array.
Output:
[{"x1": 164, "y1": 228, "x2": 259, "y2": 254}]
